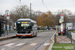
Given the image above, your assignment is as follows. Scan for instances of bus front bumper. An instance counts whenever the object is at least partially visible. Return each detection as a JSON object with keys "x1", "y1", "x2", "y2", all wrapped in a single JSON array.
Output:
[{"x1": 16, "y1": 34, "x2": 33, "y2": 37}]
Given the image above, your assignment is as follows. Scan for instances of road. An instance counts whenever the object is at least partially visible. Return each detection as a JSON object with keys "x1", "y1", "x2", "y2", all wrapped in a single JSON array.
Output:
[{"x1": 0, "y1": 30, "x2": 55, "y2": 50}]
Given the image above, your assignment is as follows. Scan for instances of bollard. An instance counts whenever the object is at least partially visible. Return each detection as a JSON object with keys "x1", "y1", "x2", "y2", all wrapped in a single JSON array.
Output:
[
  {"x1": 54, "y1": 34, "x2": 56, "y2": 43},
  {"x1": 56, "y1": 28, "x2": 57, "y2": 43}
]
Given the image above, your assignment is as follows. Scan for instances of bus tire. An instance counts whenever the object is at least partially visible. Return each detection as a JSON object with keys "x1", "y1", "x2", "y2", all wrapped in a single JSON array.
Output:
[{"x1": 18, "y1": 36, "x2": 21, "y2": 38}]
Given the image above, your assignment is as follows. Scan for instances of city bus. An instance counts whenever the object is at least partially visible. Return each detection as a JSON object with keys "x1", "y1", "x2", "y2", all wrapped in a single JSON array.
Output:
[{"x1": 16, "y1": 18, "x2": 37, "y2": 38}]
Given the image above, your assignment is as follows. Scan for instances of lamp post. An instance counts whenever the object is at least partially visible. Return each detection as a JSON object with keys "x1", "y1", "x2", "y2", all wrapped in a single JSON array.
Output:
[
  {"x1": 30, "y1": 3, "x2": 32, "y2": 19},
  {"x1": 5, "y1": 10, "x2": 10, "y2": 35}
]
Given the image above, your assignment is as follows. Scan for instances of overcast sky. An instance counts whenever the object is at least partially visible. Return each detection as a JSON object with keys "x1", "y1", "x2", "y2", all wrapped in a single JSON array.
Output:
[{"x1": 0, "y1": 0, "x2": 75, "y2": 15}]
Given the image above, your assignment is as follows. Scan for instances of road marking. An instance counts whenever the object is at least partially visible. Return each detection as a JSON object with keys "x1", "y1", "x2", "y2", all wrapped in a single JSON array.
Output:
[
  {"x1": 44, "y1": 43, "x2": 50, "y2": 46},
  {"x1": 30, "y1": 43, "x2": 37, "y2": 46},
  {"x1": 1, "y1": 48, "x2": 5, "y2": 50},
  {"x1": 15, "y1": 43, "x2": 25, "y2": 46},
  {"x1": 4, "y1": 43, "x2": 15, "y2": 47}
]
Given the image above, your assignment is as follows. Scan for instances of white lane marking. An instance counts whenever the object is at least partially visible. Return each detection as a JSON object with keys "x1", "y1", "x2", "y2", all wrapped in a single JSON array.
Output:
[
  {"x1": 15, "y1": 43, "x2": 25, "y2": 46},
  {"x1": 4, "y1": 43, "x2": 15, "y2": 47},
  {"x1": 30, "y1": 43, "x2": 37, "y2": 46},
  {"x1": 44, "y1": 43, "x2": 50, "y2": 46},
  {"x1": 1, "y1": 48, "x2": 5, "y2": 50}
]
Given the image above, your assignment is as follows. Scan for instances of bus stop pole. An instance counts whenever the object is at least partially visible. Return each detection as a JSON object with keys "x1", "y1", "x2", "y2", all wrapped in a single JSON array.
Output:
[{"x1": 5, "y1": 10, "x2": 9, "y2": 35}]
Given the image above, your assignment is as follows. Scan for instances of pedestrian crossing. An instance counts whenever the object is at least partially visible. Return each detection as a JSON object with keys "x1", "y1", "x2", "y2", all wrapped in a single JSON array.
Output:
[
  {"x1": 15, "y1": 43, "x2": 25, "y2": 46},
  {"x1": 30, "y1": 43, "x2": 37, "y2": 46},
  {"x1": 4, "y1": 43, "x2": 15, "y2": 47},
  {"x1": 3, "y1": 42, "x2": 50, "y2": 47},
  {"x1": 4, "y1": 43, "x2": 25, "y2": 47}
]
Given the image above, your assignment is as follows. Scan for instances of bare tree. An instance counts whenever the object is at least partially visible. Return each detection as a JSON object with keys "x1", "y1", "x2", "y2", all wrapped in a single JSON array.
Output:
[
  {"x1": 10, "y1": 5, "x2": 30, "y2": 22},
  {"x1": 54, "y1": 9, "x2": 73, "y2": 24}
]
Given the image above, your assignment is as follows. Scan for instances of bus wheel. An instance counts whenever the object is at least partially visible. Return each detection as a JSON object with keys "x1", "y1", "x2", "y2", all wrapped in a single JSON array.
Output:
[{"x1": 18, "y1": 36, "x2": 21, "y2": 38}]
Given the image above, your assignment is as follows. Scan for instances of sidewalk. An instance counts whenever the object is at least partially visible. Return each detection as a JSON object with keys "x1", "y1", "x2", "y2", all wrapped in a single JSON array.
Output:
[
  {"x1": 0, "y1": 32, "x2": 16, "y2": 40},
  {"x1": 56, "y1": 36, "x2": 73, "y2": 43}
]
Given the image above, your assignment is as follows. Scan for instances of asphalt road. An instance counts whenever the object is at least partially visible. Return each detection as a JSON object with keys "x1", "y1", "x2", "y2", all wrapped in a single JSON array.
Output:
[{"x1": 0, "y1": 30, "x2": 55, "y2": 50}]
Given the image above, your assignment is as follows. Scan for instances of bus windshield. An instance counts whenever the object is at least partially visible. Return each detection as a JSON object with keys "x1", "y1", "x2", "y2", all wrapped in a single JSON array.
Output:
[
  {"x1": 21, "y1": 23, "x2": 31, "y2": 29},
  {"x1": 16, "y1": 21, "x2": 33, "y2": 31}
]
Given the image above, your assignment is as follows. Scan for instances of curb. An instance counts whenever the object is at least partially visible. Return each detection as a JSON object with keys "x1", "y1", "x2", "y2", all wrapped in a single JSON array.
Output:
[
  {"x1": 0, "y1": 35, "x2": 16, "y2": 41},
  {"x1": 48, "y1": 32, "x2": 56, "y2": 50}
]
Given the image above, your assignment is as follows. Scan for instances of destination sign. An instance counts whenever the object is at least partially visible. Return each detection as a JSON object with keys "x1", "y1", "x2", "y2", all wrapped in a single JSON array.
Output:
[
  {"x1": 22, "y1": 22, "x2": 28, "y2": 23},
  {"x1": 21, "y1": 22, "x2": 31, "y2": 23}
]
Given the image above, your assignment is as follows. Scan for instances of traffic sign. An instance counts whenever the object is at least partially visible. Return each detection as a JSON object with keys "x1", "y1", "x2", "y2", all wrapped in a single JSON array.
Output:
[
  {"x1": 7, "y1": 15, "x2": 9, "y2": 16},
  {"x1": 60, "y1": 15, "x2": 64, "y2": 22},
  {"x1": 61, "y1": 15, "x2": 63, "y2": 16},
  {"x1": 6, "y1": 15, "x2": 10, "y2": 19},
  {"x1": 7, "y1": 25, "x2": 9, "y2": 30},
  {"x1": 59, "y1": 19, "x2": 63, "y2": 23},
  {"x1": 61, "y1": 16, "x2": 64, "y2": 19},
  {"x1": 61, "y1": 15, "x2": 64, "y2": 19}
]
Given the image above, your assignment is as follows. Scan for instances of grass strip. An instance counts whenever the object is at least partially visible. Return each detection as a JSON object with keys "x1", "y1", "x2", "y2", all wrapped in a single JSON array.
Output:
[
  {"x1": 52, "y1": 43, "x2": 74, "y2": 50},
  {"x1": 69, "y1": 30, "x2": 75, "y2": 33}
]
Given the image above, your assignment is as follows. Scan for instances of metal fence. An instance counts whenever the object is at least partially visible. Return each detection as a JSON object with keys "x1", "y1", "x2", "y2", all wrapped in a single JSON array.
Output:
[{"x1": 66, "y1": 30, "x2": 72, "y2": 44}]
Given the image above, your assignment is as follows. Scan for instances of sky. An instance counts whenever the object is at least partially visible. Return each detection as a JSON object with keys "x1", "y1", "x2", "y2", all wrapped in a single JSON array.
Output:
[{"x1": 0, "y1": 0, "x2": 75, "y2": 15}]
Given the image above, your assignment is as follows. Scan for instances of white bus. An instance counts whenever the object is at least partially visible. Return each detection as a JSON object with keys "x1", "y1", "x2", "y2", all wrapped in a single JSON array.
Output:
[
  {"x1": 66, "y1": 23, "x2": 73, "y2": 30},
  {"x1": 16, "y1": 18, "x2": 38, "y2": 38}
]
